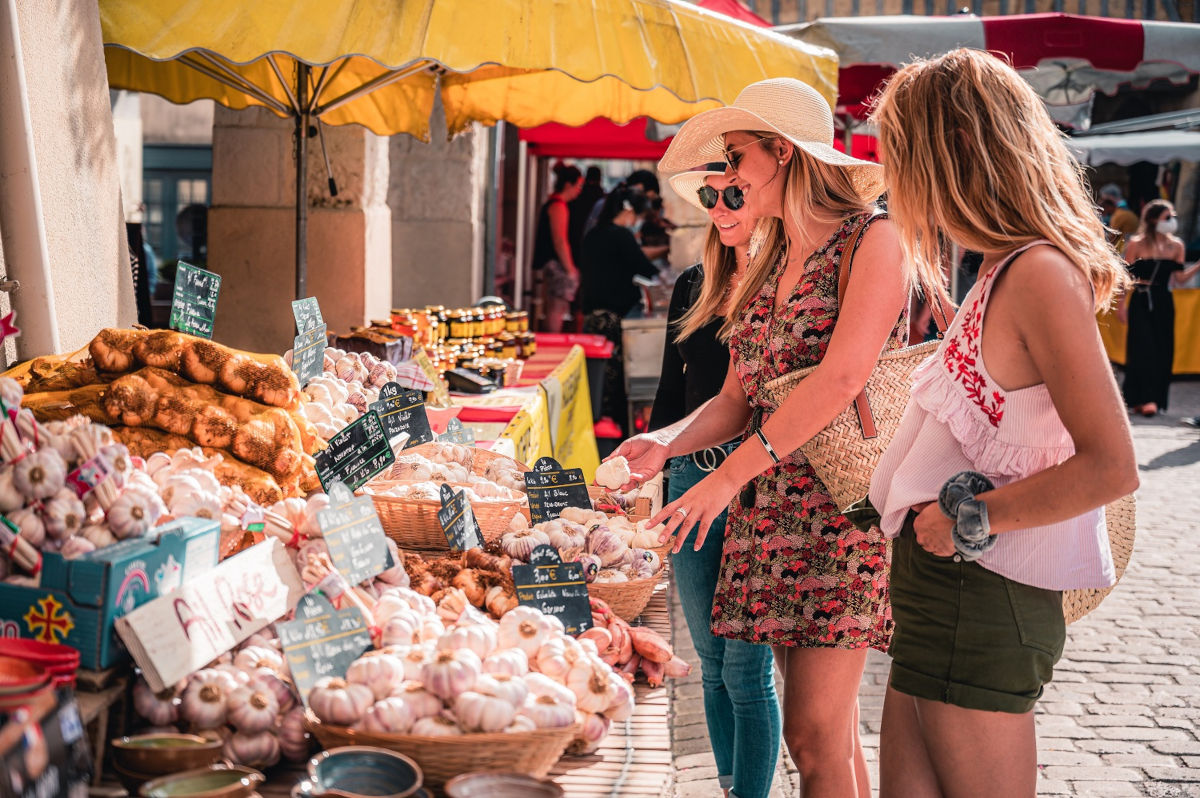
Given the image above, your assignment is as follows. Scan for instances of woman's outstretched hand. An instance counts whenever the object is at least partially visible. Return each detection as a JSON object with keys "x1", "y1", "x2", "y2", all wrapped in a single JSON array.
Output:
[{"x1": 648, "y1": 470, "x2": 741, "y2": 554}]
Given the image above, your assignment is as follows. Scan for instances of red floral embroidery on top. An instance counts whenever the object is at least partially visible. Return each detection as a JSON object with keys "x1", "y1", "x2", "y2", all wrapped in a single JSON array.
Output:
[{"x1": 942, "y1": 273, "x2": 1005, "y2": 427}]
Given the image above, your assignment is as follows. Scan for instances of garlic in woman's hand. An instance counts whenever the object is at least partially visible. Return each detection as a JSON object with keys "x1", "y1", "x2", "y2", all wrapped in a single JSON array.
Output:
[{"x1": 594, "y1": 456, "x2": 632, "y2": 491}]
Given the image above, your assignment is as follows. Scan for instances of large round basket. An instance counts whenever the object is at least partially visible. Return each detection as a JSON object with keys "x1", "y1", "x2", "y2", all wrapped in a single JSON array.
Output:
[
  {"x1": 1062, "y1": 494, "x2": 1136, "y2": 625},
  {"x1": 587, "y1": 565, "x2": 668, "y2": 622},
  {"x1": 368, "y1": 444, "x2": 531, "y2": 553},
  {"x1": 305, "y1": 713, "x2": 578, "y2": 789}
]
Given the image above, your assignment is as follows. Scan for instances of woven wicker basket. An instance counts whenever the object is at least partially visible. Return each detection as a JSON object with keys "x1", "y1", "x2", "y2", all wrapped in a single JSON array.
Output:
[
  {"x1": 1062, "y1": 493, "x2": 1136, "y2": 624},
  {"x1": 368, "y1": 444, "x2": 531, "y2": 552},
  {"x1": 588, "y1": 564, "x2": 667, "y2": 621},
  {"x1": 305, "y1": 713, "x2": 578, "y2": 789}
]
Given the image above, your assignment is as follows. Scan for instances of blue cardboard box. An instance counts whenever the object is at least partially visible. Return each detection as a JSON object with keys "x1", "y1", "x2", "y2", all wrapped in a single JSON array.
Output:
[{"x1": 0, "y1": 517, "x2": 220, "y2": 670}]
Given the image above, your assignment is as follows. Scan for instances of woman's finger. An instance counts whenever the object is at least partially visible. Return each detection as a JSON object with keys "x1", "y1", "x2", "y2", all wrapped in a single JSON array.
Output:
[{"x1": 691, "y1": 514, "x2": 712, "y2": 552}]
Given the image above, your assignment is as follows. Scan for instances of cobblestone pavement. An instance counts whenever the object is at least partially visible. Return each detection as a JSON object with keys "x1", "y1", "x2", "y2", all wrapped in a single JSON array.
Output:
[{"x1": 669, "y1": 380, "x2": 1200, "y2": 797}]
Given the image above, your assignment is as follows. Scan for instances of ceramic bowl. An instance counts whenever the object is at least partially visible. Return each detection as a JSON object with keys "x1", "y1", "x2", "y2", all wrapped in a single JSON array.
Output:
[
  {"x1": 139, "y1": 765, "x2": 264, "y2": 798},
  {"x1": 112, "y1": 734, "x2": 224, "y2": 776},
  {"x1": 302, "y1": 747, "x2": 423, "y2": 798},
  {"x1": 443, "y1": 772, "x2": 564, "y2": 798}
]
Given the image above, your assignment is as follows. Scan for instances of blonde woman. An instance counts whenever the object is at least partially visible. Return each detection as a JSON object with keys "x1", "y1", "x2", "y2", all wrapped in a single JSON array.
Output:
[
  {"x1": 614, "y1": 78, "x2": 909, "y2": 797},
  {"x1": 648, "y1": 167, "x2": 783, "y2": 798},
  {"x1": 869, "y1": 49, "x2": 1139, "y2": 797}
]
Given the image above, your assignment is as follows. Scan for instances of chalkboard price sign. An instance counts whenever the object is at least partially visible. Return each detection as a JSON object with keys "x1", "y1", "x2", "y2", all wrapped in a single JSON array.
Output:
[
  {"x1": 314, "y1": 410, "x2": 396, "y2": 492},
  {"x1": 511, "y1": 544, "x2": 591, "y2": 635},
  {"x1": 318, "y1": 482, "x2": 390, "y2": 585},
  {"x1": 369, "y1": 382, "x2": 433, "y2": 449},
  {"x1": 523, "y1": 457, "x2": 591, "y2": 524},
  {"x1": 437, "y1": 484, "x2": 483, "y2": 552},
  {"x1": 438, "y1": 417, "x2": 476, "y2": 445},
  {"x1": 169, "y1": 262, "x2": 221, "y2": 339},
  {"x1": 277, "y1": 590, "x2": 372, "y2": 705},
  {"x1": 291, "y1": 297, "x2": 325, "y2": 334},
  {"x1": 291, "y1": 323, "x2": 328, "y2": 387}
]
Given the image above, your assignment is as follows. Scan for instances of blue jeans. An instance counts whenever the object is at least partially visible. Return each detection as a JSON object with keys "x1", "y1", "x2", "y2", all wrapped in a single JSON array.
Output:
[{"x1": 669, "y1": 447, "x2": 781, "y2": 798}]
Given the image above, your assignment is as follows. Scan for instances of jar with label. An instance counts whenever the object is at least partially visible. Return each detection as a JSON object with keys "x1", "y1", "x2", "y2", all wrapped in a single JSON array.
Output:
[
  {"x1": 448, "y1": 311, "x2": 470, "y2": 340},
  {"x1": 497, "y1": 332, "x2": 519, "y2": 360},
  {"x1": 518, "y1": 331, "x2": 538, "y2": 359}
]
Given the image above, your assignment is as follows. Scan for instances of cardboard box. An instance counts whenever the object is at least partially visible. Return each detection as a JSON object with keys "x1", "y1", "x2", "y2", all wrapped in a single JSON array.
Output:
[
  {"x1": 0, "y1": 688, "x2": 91, "y2": 798},
  {"x1": 0, "y1": 517, "x2": 220, "y2": 670}
]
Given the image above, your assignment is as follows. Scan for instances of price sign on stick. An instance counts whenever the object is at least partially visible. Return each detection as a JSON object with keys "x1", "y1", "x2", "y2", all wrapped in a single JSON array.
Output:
[
  {"x1": 291, "y1": 297, "x2": 325, "y2": 333},
  {"x1": 291, "y1": 324, "x2": 327, "y2": 387},
  {"x1": 314, "y1": 410, "x2": 396, "y2": 492},
  {"x1": 169, "y1": 262, "x2": 221, "y2": 339},
  {"x1": 277, "y1": 590, "x2": 372, "y2": 706},
  {"x1": 369, "y1": 382, "x2": 434, "y2": 449},
  {"x1": 511, "y1": 545, "x2": 591, "y2": 635},
  {"x1": 523, "y1": 457, "x2": 591, "y2": 524},
  {"x1": 437, "y1": 484, "x2": 483, "y2": 552},
  {"x1": 318, "y1": 482, "x2": 390, "y2": 585},
  {"x1": 438, "y1": 417, "x2": 476, "y2": 445}
]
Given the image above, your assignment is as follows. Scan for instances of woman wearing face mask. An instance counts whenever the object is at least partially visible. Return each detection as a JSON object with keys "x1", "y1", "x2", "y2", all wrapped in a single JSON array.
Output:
[
  {"x1": 1119, "y1": 200, "x2": 1200, "y2": 416},
  {"x1": 614, "y1": 78, "x2": 909, "y2": 797},
  {"x1": 649, "y1": 167, "x2": 783, "y2": 798}
]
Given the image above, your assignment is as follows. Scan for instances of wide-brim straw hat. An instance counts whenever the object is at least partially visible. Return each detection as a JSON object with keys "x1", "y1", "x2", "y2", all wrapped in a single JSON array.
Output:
[
  {"x1": 667, "y1": 163, "x2": 727, "y2": 211},
  {"x1": 659, "y1": 78, "x2": 885, "y2": 204}
]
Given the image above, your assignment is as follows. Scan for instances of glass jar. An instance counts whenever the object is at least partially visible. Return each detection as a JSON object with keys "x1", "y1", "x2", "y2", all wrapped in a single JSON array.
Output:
[
  {"x1": 448, "y1": 311, "x2": 471, "y2": 340},
  {"x1": 498, "y1": 333, "x2": 518, "y2": 360}
]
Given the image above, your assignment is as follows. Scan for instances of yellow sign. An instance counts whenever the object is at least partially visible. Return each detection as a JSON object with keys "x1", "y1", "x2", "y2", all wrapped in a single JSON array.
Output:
[
  {"x1": 415, "y1": 348, "x2": 450, "y2": 407},
  {"x1": 541, "y1": 346, "x2": 600, "y2": 482}
]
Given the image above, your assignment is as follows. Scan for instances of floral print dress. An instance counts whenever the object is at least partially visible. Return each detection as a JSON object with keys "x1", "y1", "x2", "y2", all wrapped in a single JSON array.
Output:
[{"x1": 710, "y1": 212, "x2": 907, "y2": 650}]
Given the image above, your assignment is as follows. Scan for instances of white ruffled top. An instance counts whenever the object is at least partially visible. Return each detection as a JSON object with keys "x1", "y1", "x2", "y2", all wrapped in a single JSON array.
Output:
[{"x1": 869, "y1": 242, "x2": 1115, "y2": 590}]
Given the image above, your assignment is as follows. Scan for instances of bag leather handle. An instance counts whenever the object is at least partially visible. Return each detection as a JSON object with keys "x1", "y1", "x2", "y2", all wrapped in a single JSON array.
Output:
[{"x1": 835, "y1": 214, "x2": 881, "y2": 440}]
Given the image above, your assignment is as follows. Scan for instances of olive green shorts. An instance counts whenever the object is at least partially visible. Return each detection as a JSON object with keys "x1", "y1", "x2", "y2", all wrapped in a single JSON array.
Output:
[{"x1": 888, "y1": 513, "x2": 1066, "y2": 714}]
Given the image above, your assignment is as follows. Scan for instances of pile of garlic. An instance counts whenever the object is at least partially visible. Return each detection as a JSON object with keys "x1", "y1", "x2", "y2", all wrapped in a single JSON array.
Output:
[
  {"x1": 502, "y1": 507, "x2": 665, "y2": 584},
  {"x1": 294, "y1": 348, "x2": 399, "y2": 440},
  {"x1": 131, "y1": 634, "x2": 310, "y2": 768},
  {"x1": 308, "y1": 593, "x2": 633, "y2": 755},
  {"x1": 367, "y1": 444, "x2": 527, "y2": 502}
]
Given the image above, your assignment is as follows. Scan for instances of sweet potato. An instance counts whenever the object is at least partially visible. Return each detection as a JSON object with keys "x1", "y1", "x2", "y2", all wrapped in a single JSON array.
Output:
[
  {"x1": 663, "y1": 655, "x2": 692, "y2": 678},
  {"x1": 629, "y1": 626, "x2": 672, "y2": 664},
  {"x1": 619, "y1": 654, "x2": 641, "y2": 683},
  {"x1": 642, "y1": 658, "x2": 665, "y2": 687},
  {"x1": 579, "y1": 626, "x2": 613, "y2": 651}
]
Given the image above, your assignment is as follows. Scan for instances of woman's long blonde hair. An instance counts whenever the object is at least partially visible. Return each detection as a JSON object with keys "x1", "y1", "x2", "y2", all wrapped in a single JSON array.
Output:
[
  {"x1": 717, "y1": 144, "x2": 872, "y2": 340},
  {"x1": 871, "y1": 48, "x2": 1128, "y2": 310}
]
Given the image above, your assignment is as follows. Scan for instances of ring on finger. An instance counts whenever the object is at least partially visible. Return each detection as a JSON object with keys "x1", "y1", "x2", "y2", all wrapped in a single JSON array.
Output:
[{"x1": 674, "y1": 507, "x2": 688, "y2": 518}]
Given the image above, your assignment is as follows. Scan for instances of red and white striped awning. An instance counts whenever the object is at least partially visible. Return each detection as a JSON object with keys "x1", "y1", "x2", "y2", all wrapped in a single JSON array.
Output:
[{"x1": 778, "y1": 13, "x2": 1200, "y2": 119}]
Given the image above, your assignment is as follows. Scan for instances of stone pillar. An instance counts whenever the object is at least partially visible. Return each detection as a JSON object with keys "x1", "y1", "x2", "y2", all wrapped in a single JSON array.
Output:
[
  {"x1": 2, "y1": 0, "x2": 133, "y2": 357},
  {"x1": 208, "y1": 106, "x2": 392, "y2": 352},
  {"x1": 389, "y1": 100, "x2": 489, "y2": 309}
]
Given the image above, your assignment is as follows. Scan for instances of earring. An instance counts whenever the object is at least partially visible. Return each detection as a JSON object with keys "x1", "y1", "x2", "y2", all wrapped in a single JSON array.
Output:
[
  {"x1": 747, "y1": 219, "x2": 770, "y2": 261},
  {"x1": 778, "y1": 159, "x2": 784, "y2": 165}
]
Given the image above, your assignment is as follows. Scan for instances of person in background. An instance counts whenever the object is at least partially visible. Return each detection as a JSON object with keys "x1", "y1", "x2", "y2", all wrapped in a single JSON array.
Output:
[
  {"x1": 570, "y1": 166, "x2": 606, "y2": 256},
  {"x1": 1099, "y1": 184, "x2": 1139, "y2": 247},
  {"x1": 1119, "y1": 200, "x2": 1200, "y2": 416},
  {"x1": 580, "y1": 187, "x2": 659, "y2": 432},
  {"x1": 650, "y1": 166, "x2": 782, "y2": 798},
  {"x1": 869, "y1": 49, "x2": 1139, "y2": 798},
  {"x1": 531, "y1": 163, "x2": 584, "y2": 332}
]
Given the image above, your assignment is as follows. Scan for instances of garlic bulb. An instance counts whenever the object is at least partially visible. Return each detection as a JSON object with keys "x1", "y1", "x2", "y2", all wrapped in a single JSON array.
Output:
[
  {"x1": 566, "y1": 660, "x2": 618, "y2": 714},
  {"x1": 630, "y1": 524, "x2": 665, "y2": 549},
  {"x1": 0, "y1": 467, "x2": 24, "y2": 513},
  {"x1": 506, "y1": 715, "x2": 539, "y2": 733},
  {"x1": 586, "y1": 526, "x2": 628, "y2": 566},
  {"x1": 172, "y1": 490, "x2": 223, "y2": 521},
  {"x1": 233, "y1": 646, "x2": 284, "y2": 674},
  {"x1": 421, "y1": 648, "x2": 482, "y2": 701},
  {"x1": 397, "y1": 646, "x2": 432, "y2": 682},
  {"x1": 411, "y1": 713, "x2": 464, "y2": 737},
  {"x1": 391, "y1": 681, "x2": 442, "y2": 720},
  {"x1": 474, "y1": 673, "x2": 529, "y2": 708},
  {"x1": 594, "y1": 457, "x2": 632, "y2": 491},
  {"x1": 500, "y1": 528, "x2": 551, "y2": 562},
  {"x1": 380, "y1": 609, "x2": 423, "y2": 648},
  {"x1": 60, "y1": 536, "x2": 96, "y2": 559},
  {"x1": 107, "y1": 487, "x2": 166, "y2": 539},
  {"x1": 635, "y1": 548, "x2": 662, "y2": 573},
  {"x1": 8, "y1": 507, "x2": 45, "y2": 547},
  {"x1": 13, "y1": 449, "x2": 66, "y2": 501},
  {"x1": 79, "y1": 523, "x2": 116, "y2": 549},
  {"x1": 519, "y1": 693, "x2": 576, "y2": 729},
  {"x1": 604, "y1": 672, "x2": 635, "y2": 722},
  {"x1": 578, "y1": 554, "x2": 602, "y2": 582},
  {"x1": 309, "y1": 677, "x2": 374, "y2": 726},
  {"x1": 180, "y1": 668, "x2": 237, "y2": 729},
  {"x1": 524, "y1": 672, "x2": 577, "y2": 708},
  {"x1": 159, "y1": 475, "x2": 201, "y2": 509},
  {"x1": 483, "y1": 647, "x2": 529, "y2": 678},
  {"x1": 359, "y1": 696, "x2": 416, "y2": 734},
  {"x1": 223, "y1": 730, "x2": 280, "y2": 769},
  {"x1": 133, "y1": 680, "x2": 179, "y2": 726},
  {"x1": 546, "y1": 525, "x2": 586, "y2": 552},
  {"x1": 437, "y1": 623, "x2": 497, "y2": 660},
  {"x1": 455, "y1": 690, "x2": 516, "y2": 732},
  {"x1": 346, "y1": 654, "x2": 405, "y2": 701},
  {"x1": 226, "y1": 685, "x2": 279, "y2": 734},
  {"x1": 251, "y1": 668, "x2": 296, "y2": 713},
  {"x1": 277, "y1": 706, "x2": 311, "y2": 762},
  {"x1": 498, "y1": 606, "x2": 555, "y2": 659},
  {"x1": 42, "y1": 492, "x2": 87, "y2": 541},
  {"x1": 593, "y1": 569, "x2": 628, "y2": 583}
]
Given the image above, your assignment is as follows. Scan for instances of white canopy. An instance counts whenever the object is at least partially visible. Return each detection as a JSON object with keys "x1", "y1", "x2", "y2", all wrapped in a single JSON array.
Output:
[{"x1": 1066, "y1": 130, "x2": 1200, "y2": 166}]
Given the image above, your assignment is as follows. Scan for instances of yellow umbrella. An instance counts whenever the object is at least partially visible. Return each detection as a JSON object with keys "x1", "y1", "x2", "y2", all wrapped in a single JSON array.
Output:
[{"x1": 101, "y1": 0, "x2": 836, "y2": 296}]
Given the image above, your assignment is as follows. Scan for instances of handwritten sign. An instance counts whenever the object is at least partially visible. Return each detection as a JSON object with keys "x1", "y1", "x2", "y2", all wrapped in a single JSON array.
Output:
[
  {"x1": 438, "y1": 417, "x2": 476, "y2": 445},
  {"x1": 169, "y1": 262, "x2": 221, "y2": 339},
  {"x1": 314, "y1": 410, "x2": 396, "y2": 492},
  {"x1": 369, "y1": 382, "x2": 433, "y2": 449},
  {"x1": 318, "y1": 482, "x2": 390, "y2": 585},
  {"x1": 437, "y1": 484, "x2": 483, "y2": 552},
  {"x1": 114, "y1": 538, "x2": 305, "y2": 692},
  {"x1": 291, "y1": 323, "x2": 328, "y2": 387},
  {"x1": 414, "y1": 348, "x2": 450, "y2": 407},
  {"x1": 524, "y1": 457, "x2": 591, "y2": 524},
  {"x1": 277, "y1": 591, "x2": 372, "y2": 705},
  {"x1": 511, "y1": 545, "x2": 591, "y2": 635},
  {"x1": 291, "y1": 297, "x2": 325, "y2": 334}
]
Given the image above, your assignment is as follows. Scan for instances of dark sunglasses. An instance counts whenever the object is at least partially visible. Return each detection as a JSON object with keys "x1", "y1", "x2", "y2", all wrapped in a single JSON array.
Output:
[{"x1": 697, "y1": 184, "x2": 746, "y2": 211}]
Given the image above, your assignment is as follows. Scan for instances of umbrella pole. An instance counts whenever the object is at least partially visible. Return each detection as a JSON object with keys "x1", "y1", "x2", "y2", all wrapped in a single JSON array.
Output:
[{"x1": 295, "y1": 63, "x2": 310, "y2": 300}]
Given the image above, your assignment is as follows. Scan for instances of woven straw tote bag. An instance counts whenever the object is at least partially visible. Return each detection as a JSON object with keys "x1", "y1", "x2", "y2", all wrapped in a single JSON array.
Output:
[{"x1": 759, "y1": 215, "x2": 946, "y2": 512}]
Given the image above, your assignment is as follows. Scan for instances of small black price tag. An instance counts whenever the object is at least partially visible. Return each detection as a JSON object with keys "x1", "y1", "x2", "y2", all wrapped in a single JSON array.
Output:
[
  {"x1": 318, "y1": 482, "x2": 390, "y2": 585},
  {"x1": 314, "y1": 410, "x2": 396, "y2": 492},
  {"x1": 169, "y1": 262, "x2": 221, "y2": 339},
  {"x1": 438, "y1": 417, "x2": 476, "y2": 445},
  {"x1": 291, "y1": 323, "x2": 327, "y2": 387},
  {"x1": 368, "y1": 382, "x2": 434, "y2": 449},
  {"x1": 291, "y1": 297, "x2": 325, "y2": 333},
  {"x1": 277, "y1": 591, "x2": 372, "y2": 705},
  {"x1": 523, "y1": 457, "x2": 591, "y2": 524},
  {"x1": 511, "y1": 544, "x2": 592, "y2": 635},
  {"x1": 437, "y1": 484, "x2": 483, "y2": 552}
]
